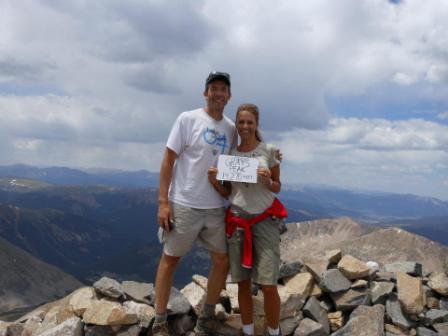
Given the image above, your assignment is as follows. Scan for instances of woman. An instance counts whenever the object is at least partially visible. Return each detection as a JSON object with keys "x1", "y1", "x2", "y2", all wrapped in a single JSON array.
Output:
[{"x1": 208, "y1": 103, "x2": 286, "y2": 336}]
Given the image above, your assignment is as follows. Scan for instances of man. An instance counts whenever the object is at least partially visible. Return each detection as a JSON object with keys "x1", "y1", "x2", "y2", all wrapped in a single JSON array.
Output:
[{"x1": 152, "y1": 72, "x2": 238, "y2": 336}]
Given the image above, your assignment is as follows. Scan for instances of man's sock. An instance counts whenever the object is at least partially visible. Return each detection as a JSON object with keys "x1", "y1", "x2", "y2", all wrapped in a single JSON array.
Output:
[
  {"x1": 242, "y1": 323, "x2": 254, "y2": 335},
  {"x1": 203, "y1": 303, "x2": 216, "y2": 317},
  {"x1": 154, "y1": 312, "x2": 167, "y2": 324},
  {"x1": 268, "y1": 326, "x2": 280, "y2": 335}
]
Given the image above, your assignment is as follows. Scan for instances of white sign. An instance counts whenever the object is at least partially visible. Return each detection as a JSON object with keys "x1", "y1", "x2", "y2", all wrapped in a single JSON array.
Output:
[{"x1": 217, "y1": 155, "x2": 259, "y2": 183}]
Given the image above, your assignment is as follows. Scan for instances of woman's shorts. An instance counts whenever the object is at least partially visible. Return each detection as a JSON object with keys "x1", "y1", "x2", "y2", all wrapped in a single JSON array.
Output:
[{"x1": 228, "y1": 215, "x2": 280, "y2": 285}]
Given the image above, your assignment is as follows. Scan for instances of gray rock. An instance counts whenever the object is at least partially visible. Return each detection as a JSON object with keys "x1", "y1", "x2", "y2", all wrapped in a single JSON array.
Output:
[
  {"x1": 38, "y1": 317, "x2": 82, "y2": 336},
  {"x1": 330, "y1": 289, "x2": 370, "y2": 311},
  {"x1": 440, "y1": 297, "x2": 448, "y2": 311},
  {"x1": 384, "y1": 262, "x2": 423, "y2": 276},
  {"x1": 332, "y1": 304, "x2": 384, "y2": 336},
  {"x1": 304, "y1": 260, "x2": 329, "y2": 283},
  {"x1": 280, "y1": 312, "x2": 303, "y2": 335},
  {"x1": 424, "y1": 309, "x2": 448, "y2": 326},
  {"x1": 293, "y1": 318, "x2": 327, "y2": 336},
  {"x1": 93, "y1": 277, "x2": 124, "y2": 299},
  {"x1": 416, "y1": 326, "x2": 439, "y2": 336},
  {"x1": 319, "y1": 269, "x2": 351, "y2": 293},
  {"x1": 303, "y1": 297, "x2": 330, "y2": 334},
  {"x1": 318, "y1": 296, "x2": 334, "y2": 311},
  {"x1": 433, "y1": 322, "x2": 448, "y2": 334},
  {"x1": 279, "y1": 261, "x2": 302, "y2": 280},
  {"x1": 122, "y1": 281, "x2": 154, "y2": 305},
  {"x1": 386, "y1": 294, "x2": 416, "y2": 330},
  {"x1": 167, "y1": 287, "x2": 191, "y2": 315},
  {"x1": 375, "y1": 271, "x2": 395, "y2": 282},
  {"x1": 371, "y1": 281, "x2": 395, "y2": 305}
]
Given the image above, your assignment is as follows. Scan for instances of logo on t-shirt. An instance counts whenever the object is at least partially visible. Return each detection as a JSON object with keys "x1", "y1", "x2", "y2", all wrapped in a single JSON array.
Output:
[{"x1": 202, "y1": 128, "x2": 228, "y2": 155}]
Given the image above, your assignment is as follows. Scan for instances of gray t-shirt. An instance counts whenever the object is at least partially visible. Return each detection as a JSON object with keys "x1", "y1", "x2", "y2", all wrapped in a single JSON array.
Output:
[{"x1": 229, "y1": 142, "x2": 280, "y2": 214}]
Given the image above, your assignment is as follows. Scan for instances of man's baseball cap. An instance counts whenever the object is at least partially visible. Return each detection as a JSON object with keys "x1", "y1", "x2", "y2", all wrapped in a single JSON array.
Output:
[{"x1": 205, "y1": 71, "x2": 231, "y2": 89}]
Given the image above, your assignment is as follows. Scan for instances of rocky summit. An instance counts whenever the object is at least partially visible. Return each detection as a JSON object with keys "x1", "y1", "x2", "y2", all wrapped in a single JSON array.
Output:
[
  {"x1": 1, "y1": 253, "x2": 448, "y2": 335},
  {"x1": 1, "y1": 218, "x2": 448, "y2": 335}
]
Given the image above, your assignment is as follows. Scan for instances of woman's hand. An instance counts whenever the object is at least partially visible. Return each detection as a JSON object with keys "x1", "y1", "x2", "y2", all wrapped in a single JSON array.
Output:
[{"x1": 257, "y1": 167, "x2": 271, "y2": 186}]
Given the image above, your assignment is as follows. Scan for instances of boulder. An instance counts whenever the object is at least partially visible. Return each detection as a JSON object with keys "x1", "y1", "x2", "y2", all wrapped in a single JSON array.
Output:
[
  {"x1": 279, "y1": 261, "x2": 302, "y2": 280},
  {"x1": 330, "y1": 289, "x2": 370, "y2": 311},
  {"x1": 38, "y1": 317, "x2": 82, "y2": 336},
  {"x1": 280, "y1": 313, "x2": 303, "y2": 335},
  {"x1": 397, "y1": 272, "x2": 425, "y2": 316},
  {"x1": 167, "y1": 287, "x2": 191, "y2": 315},
  {"x1": 433, "y1": 322, "x2": 448, "y2": 334},
  {"x1": 22, "y1": 316, "x2": 42, "y2": 336},
  {"x1": 332, "y1": 304, "x2": 384, "y2": 336},
  {"x1": 386, "y1": 294, "x2": 416, "y2": 330},
  {"x1": 122, "y1": 281, "x2": 154, "y2": 305},
  {"x1": 192, "y1": 274, "x2": 208, "y2": 290},
  {"x1": 304, "y1": 260, "x2": 329, "y2": 283},
  {"x1": 225, "y1": 283, "x2": 240, "y2": 313},
  {"x1": 303, "y1": 296, "x2": 330, "y2": 334},
  {"x1": 337, "y1": 255, "x2": 370, "y2": 280},
  {"x1": 325, "y1": 249, "x2": 342, "y2": 264},
  {"x1": 253, "y1": 285, "x2": 304, "y2": 320},
  {"x1": 293, "y1": 318, "x2": 327, "y2": 336},
  {"x1": 84, "y1": 325, "x2": 141, "y2": 336},
  {"x1": 416, "y1": 326, "x2": 438, "y2": 336},
  {"x1": 428, "y1": 273, "x2": 448, "y2": 296},
  {"x1": 351, "y1": 279, "x2": 368, "y2": 289},
  {"x1": 180, "y1": 281, "x2": 206, "y2": 315},
  {"x1": 37, "y1": 305, "x2": 77, "y2": 334},
  {"x1": 284, "y1": 272, "x2": 314, "y2": 300},
  {"x1": 426, "y1": 297, "x2": 439, "y2": 309},
  {"x1": 319, "y1": 269, "x2": 351, "y2": 293},
  {"x1": 93, "y1": 277, "x2": 124, "y2": 299},
  {"x1": 423, "y1": 309, "x2": 448, "y2": 326},
  {"x1": 384, "y1": 262, "x2": 423, "y2": 277},
  {"x1": 440, "y1": 297, "x2": 448, "y2": 310},
  {"x1": 371, "y1": 281, "x2": 395, "y2": 305},
  {"x1": 82, "y1": 299, "x2": 138, "y2": 325},
  {"x1": 69, "y1": 287, "x2": 99, "y2": 316},
  {"x1": 327, "y1": 311, "x2": 344, "y2": 332},
  {"x1": 122, "y1": 301, "x2": 155, "y2": 328}
]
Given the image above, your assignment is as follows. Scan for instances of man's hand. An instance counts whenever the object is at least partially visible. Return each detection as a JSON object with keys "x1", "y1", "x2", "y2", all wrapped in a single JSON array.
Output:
[
  {"x1": 208, "y1": 167, "x2": 219, "y2": 185},
  {"x1": 158, "y1": 202, "x2": 172, "y2": 231},
  {"x1": 275, "y1": 148, "x2": 283, "y2": 162}
]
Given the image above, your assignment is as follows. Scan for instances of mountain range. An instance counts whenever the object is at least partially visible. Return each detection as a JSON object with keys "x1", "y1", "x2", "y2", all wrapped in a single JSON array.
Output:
[{"x1": 1, "y1": 163, "x2": 448, "y2": 317}]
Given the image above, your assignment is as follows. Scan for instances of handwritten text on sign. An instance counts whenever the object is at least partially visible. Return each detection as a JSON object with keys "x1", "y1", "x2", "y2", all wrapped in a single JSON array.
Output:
[{"x1": 217, "y1": 155, "x2": 259, "y2": 183}]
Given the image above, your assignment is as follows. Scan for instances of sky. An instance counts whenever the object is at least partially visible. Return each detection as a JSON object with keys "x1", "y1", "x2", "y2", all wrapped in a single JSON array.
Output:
[{"x1": 1, "y1": 0, "x2": 448, "y2": 200}]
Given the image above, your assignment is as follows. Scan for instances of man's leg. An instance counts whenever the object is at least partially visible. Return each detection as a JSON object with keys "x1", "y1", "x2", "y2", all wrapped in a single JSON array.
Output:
[
  {"x1": 152, "y1": 253, "x2": 181, "y2": 336},
  {"x1": 155, "y1": 253, "x2": 181, "y2": 314},
  {"x1": 205, "y1": 251, "x2": 228, "y2": 304}
]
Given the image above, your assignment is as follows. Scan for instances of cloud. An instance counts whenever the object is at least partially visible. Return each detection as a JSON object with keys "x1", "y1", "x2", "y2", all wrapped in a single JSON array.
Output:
[
  {"x1": 276, "y1": 117, "x2": 448, "y2": 198},
  {"x1": 1, "y1": 0, "x2": 448, "y2": 199}
]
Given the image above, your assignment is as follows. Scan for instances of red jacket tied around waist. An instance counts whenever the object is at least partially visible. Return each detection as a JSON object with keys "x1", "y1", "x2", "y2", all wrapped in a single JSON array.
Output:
[{"x1": 225, "y1": 198, "x2": 288, "y2": 269}]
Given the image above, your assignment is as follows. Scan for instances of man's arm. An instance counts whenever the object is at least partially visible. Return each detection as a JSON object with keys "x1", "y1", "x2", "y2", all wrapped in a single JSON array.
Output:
[{"x1": 158, "y1": 147, "x2": 177, "y2": 231}]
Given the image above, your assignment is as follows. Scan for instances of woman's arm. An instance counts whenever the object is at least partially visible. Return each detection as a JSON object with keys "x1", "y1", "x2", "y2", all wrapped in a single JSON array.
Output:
[{"x1": 208, "y1": 167, "x2": 232, "y2": 198}]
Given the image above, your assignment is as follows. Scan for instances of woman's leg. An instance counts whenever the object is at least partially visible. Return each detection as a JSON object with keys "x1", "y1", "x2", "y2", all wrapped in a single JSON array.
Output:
[
  {"x1": 238, "y1": 279, "x2": 254, "y2": 325},
  {"x1": 261, "y1": 285, "x2": 280, "y2": 329}
]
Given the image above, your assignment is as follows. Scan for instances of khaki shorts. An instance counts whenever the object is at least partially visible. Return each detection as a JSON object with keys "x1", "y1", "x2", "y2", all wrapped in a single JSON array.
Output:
[
  {"x1": 228, "y1": 214, "x2": 280, "y2": 285},
  {"x1": 158, "y1": 202, "x2": 227, "y2": 257}
]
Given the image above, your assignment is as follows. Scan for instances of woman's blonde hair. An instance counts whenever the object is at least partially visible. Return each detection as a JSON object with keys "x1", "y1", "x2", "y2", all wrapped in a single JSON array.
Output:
[{"x1": 236, "y1": 103, "x2": 263, "y2": 142}]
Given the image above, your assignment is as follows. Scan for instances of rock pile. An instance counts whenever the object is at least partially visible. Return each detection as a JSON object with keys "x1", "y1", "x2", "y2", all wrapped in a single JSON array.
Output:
[{"x1": 1, "y1": 250, "x2": 448, "y2": 335}]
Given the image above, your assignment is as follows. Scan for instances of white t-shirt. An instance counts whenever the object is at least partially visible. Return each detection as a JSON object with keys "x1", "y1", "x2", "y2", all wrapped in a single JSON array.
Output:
[
  {"x1": 167, "y1": 108, "x2": 236, "y2": 209},
  {"x1": 229, "y1": 142, "x2": 280, "y2": 214}
]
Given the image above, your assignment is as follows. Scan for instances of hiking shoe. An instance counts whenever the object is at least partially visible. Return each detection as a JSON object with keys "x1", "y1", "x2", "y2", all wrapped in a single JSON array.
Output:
[
  {"x1": 194, "y1": 315, "x2": 242, "y2": 336},
  {"x1": 151, "y1": 320, "x2": 171, "y2": 336}
]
